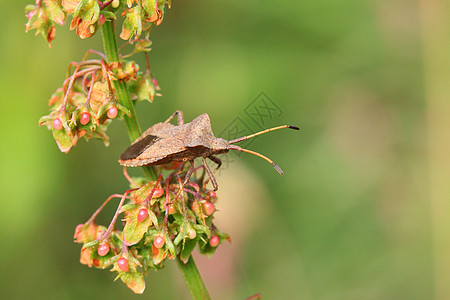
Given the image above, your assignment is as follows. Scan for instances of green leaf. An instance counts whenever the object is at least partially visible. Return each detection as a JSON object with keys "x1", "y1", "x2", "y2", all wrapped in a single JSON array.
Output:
[
  {"x1": 132, "y1": 182, "x2": 158, "y2": 204},
  {"x1": 120, "y1": 203, "x2": 138, "y2": 213},
  {"x1": 82, "y1": 239, "x2": 99, "y2": 249},
  {"x1": 179, "y1": 238, "x2": 197, "y2": 264},
  {"x1": 142, "y1": 0, "x2": 157, "y2": 21},
  {"x1": 173, "y1": 221, "x2": 194, "y2": 246},
  {"x1": 101, "y1": 11, "x2": 117, "y2": 20},
  {"x1": 148, "y1": 210, "x2": 159, "y2": 228},
  {"x1": 194, "y1": 224, "x2": 211, "y2": 238},
  {"x1": 198, "y1": 231, "x2": 230, "y2": 256},
  {"x1": 123, "y1": 206, "x2": 152, "y2": 245},
  {"x1": 120, "y1": 271, "x2": 146, "y2": 294},
  {"x1": 116, "y1": 102, "x2": 132, "y2": 117},
  {"x1": 70, "y1": 0, "x2": 100, "y2": 39},
  {"x1": 164, "y1": 231, "x2": 176, "y2": 257},
  {"x1": 136, "y1": 74, "x2": 156, "y2": 103},
  {"x1": 152, "y1": 246, "x2": 167, "y2": 265},
  {"x1": 52, "y1": 127, "x2": 73, "y2": 153},
  {"x1": 38, "y1": 115, "x2": 53, "y2": 127},
  {"x1": 43, "y1": 0, "x2": 65, "y2": 25},
  {"x1": 120, "y1": 6, "x2": 142, "y2": 40},
  {"x1": 73, "y1": 0, "x2": 90, "y2": 18},
  {"x1": 25, "y1": 5, "x2": 57, "y2": 45}
]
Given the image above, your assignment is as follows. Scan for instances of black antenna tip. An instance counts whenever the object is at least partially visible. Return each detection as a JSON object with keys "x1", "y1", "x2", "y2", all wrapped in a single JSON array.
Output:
[
  {"x1": 288, "y1": 125, "x2": 300, "y2": 130},
  {"x1": 273, "y1": 163, "x2": 284, "y2": 175}
]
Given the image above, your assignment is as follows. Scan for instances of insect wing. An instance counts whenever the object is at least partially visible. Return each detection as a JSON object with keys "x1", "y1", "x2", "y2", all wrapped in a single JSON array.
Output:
[
  {"x1": 120, "y1": 134, "x2": 161, "y2": 161},
  {"x1": 119, "y1": 135, "x2": 185, "y2": 167}
]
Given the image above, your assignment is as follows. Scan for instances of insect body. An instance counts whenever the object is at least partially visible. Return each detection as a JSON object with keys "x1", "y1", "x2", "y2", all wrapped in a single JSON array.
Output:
[{"x1": 119, "y1": 111, "x2": 298, "y2": 190}]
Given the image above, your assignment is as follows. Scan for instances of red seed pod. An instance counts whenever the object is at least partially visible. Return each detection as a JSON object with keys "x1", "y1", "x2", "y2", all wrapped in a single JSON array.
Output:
[
  {"x1": 53, "y1": 118, "x2": 63, "y2": 130},
  {"x1": 137, "y1": 208, "x2": 148, "y2": 223},
  {"x1": 209, "y1": 191, "x2": 217, "y2": 200},
  {"x1": 192, "y1": 201, "x2": 200, "y2": 213},
  {"x1": 209, "y1": 235, "x2": 220, "y2": 247},
  {"x1": 203, "y1": 202, "x2": 215, "y2": 216},
  {"x1": 153, "y1": 235, "x2": 165, "y2": 249},
  {"x1": 97, "y1": 243, "x2": 110, "y2": 256},
  {"x1": 152, "y1": 78, "x2": 160, "y2": 90},
  {"x1": 107, "y1": 106, "x2": 118, "y2": 119},
  {"x1": 152, "y1": 188, "x2": 164, "y2": 198},
  {"x1": 117, "y1": 257, "x2": 129, "y2": 272},
  {"x1": 98, "y1": 14, "x2": 105, "y2": 26},
  {"x1": 80, "y1": 112, "x2": 91, "y2": 125}
]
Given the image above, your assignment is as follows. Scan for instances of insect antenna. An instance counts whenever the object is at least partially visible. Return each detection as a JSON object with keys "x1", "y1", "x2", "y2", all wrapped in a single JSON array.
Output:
[
  {"x1": 228, "y1": 125, "x2": 299, "y2": 144},
  {"x1": 228, "y1": 145, "x2": 285, "y2": 175}
]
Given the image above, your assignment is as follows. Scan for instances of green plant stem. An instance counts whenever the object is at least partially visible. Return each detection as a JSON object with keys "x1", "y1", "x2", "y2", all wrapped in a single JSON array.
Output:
[
  {"x1": 177, "y1": 256, "x2": 211, "y2": 300},
  {"x1": 100, "y1": 21, "x2": 156, "y2": 180},
  {"x1": 100, "y1": 20, "x2": 211, "y2": 300}
]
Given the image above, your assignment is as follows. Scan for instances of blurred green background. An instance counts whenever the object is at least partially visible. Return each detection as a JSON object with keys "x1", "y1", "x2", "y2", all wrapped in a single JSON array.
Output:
[{"x1": 1, "y1": 0, "x2": 449, "y2": 299}]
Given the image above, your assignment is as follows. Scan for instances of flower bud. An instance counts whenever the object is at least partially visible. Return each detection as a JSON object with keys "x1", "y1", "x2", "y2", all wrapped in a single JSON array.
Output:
[
  {"x1": 152, "y1": 188, "x2": 164, "y2": 198},
  {"x1": 209, "y1": 235, "x2": 220, "y2": 247},
  {"x1": 107, "y1": 106, "x2": 118, "y2": 119},
  {"x1": 98, "y1": 14, "x2": 105, "y2": 26},
  {"x1": 80, "y1": 112, "x2": 90, "y2": 125},
  {"x1": 137, "y1": 208, "x2": 148, "y2": 223},
  {"x1": 117, "y1": 257, "x2": 129, "y2": 272},
  {"x1": 153, "y1": 236, "x2": 165, "y2": 249},
  {"x1": 203, "y1": 202, "x2": 215, "y2": 216},
  {"x1": 97, "y1": 243, "x2": 110, "y2": 256},
  {"x1": 53, "y1": 118, "x2": 63, "y2": 130}
]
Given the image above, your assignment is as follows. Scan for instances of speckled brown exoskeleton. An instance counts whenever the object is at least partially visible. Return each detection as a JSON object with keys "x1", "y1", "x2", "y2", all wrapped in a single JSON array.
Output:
[{"x1": 119, "y1": 111, "x2": 299, "y2": 190}]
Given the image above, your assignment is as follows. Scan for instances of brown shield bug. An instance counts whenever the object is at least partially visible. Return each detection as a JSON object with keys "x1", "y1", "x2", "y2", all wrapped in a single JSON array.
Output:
[{"x1": 119, "y1": 111, "x2": 299, "y2": 190}]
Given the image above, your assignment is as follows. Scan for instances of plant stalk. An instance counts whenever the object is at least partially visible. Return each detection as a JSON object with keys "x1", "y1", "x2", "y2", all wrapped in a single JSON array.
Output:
[
  {"x1": 177, "y1": 256, "x2": 211, "y2": 300},
  {"x1": 100, "y1": 21, "x2": 157, "y2": 180},
  {"x1": 100, "y1": 20, "x2": 211, "y2": 300}
]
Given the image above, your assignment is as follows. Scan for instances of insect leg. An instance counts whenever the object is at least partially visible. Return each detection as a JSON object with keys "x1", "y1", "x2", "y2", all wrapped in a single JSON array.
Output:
[
  {"x1": 207, "y1": 155, "x2": 222, "y2": 170},
  {"x1": 164, "y1": 110, "x2": 184, "y2": 125},
  {"x1": 171, "y1": 161, "x2": 194, "y2": 221},
  {"x1": 203, "y1": 157, "x2": 218, "y2": 191},
  {"x1": 182, "y1": 160, "x2": 196, "y2": 186},
  {"x1": 122, "y1": 166, "x2": 139, "y2": 188}
]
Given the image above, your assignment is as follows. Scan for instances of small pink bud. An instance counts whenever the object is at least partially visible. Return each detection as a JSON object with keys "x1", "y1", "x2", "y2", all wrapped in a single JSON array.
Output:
[
  {"x1": 203, "y1": 202, "x2": 215, "y2": 216},
  {"x1": 152, "y1": 188, "x2": 164, "y2": 198},
  {"x1": 107, "y1": 106, "x2": 118, "y2": 119},
  {"x1": 192, "y1": 201, "x2": 200, "y2": 213},
  {"x1": 53, "y1": 118, "x2": 63, "y2": 130},
  {"x1": 98, "y1": 14, "x2": 105, "y2": 26},
  {"x1": 26, "y1": 10, "x2": 36, "y2": 21},
  {"x1": 137, "y1": 208, "x2": 148, "y2": 223},
  {"x1": 209, "y1": 191, "x2": 217, "y2": 199},
  {"x1": 209, "y1": 235, "x2": 220, "y2": 247},
  {"x1": 97, "y1": 243, "x2": 110, "y2": 256},
  {"x1": 117, "y1": 257, "x2": 129, "y2": 272},
  {"x1": 80, "y1": 112, "x2": 90, "y2": 125},
  {"x1": 153, "y1": 236, "x2": 165, "y2": 249},
  {"x1": 152, "y1": 78, "x2": 160, "y2": 90}
]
